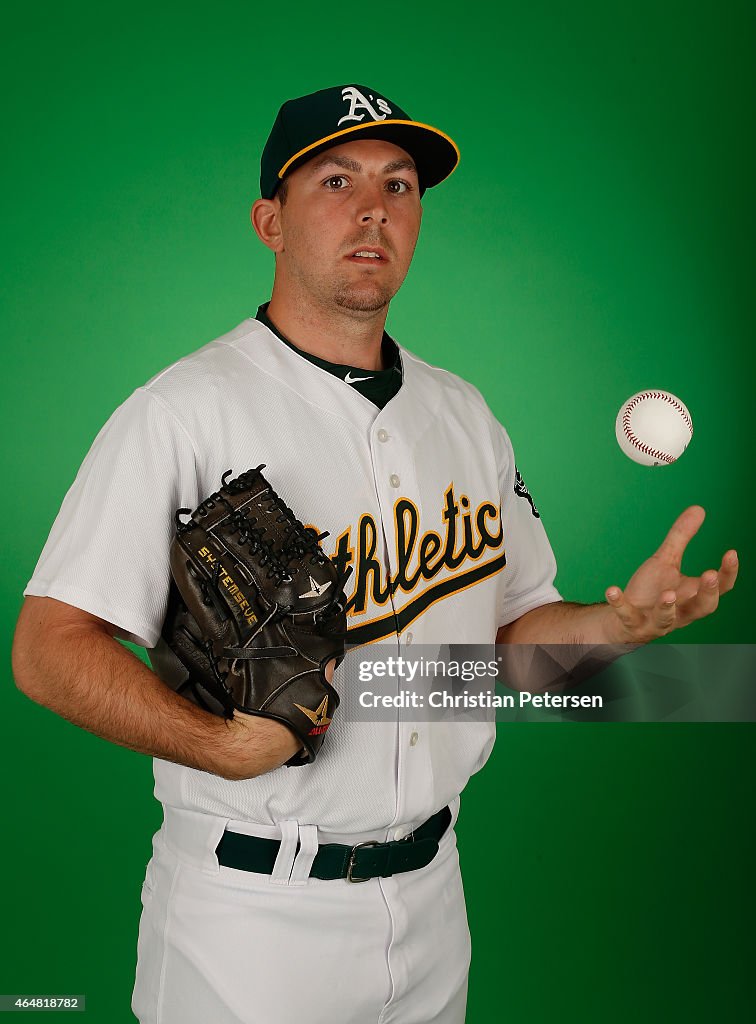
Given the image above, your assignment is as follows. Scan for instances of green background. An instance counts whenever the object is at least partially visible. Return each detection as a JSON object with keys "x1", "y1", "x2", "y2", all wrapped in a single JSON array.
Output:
[{"x1": 2, "y1": 1, "x2": 753, "y2": 1020}]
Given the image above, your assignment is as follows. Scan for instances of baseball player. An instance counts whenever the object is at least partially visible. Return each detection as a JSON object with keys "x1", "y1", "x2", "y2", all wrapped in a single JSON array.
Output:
[{"x1": 13, "y1": 84, "x2": 737, "y2": 1024}]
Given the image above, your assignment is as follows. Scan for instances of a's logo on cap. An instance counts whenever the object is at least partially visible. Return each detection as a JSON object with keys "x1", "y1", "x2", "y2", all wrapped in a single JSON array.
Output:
[{"x1": 337, "y1": 86, "x2": 392, "y2": 127}]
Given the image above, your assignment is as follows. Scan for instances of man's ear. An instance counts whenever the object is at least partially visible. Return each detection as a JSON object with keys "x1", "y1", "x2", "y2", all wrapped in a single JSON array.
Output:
[{"x1": 251, "y1": 198, "x2": 284, "y2": 253}]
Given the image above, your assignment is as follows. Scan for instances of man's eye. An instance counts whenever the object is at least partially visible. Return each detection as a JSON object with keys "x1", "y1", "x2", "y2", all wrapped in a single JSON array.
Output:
[
  {"x1": 324, "y1": 175, "x2": 349, "y2": 189},
  {"x1": 386, "y1": 179, "x2": 411, "y2": 194}
]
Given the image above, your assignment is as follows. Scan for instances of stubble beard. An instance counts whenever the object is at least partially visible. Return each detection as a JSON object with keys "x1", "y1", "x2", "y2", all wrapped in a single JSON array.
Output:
[
  {"x1": 283, "y1": 250, "x2": 398, "y2": 316},
  {"x1": 332, "y1": 277, "x2": 396, "y2": 314}
]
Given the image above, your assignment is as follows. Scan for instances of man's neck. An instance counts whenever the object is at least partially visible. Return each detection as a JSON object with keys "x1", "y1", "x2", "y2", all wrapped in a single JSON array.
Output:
[{"x1": 265, "y1": 294, "x2": 388, "y2": 371}]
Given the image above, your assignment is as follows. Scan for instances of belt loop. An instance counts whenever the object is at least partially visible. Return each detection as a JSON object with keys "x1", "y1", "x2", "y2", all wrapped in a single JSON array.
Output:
[
  {"x1": 270, "y1": 820, "x2": 299, "y2": 885},
  {"x1": 289, "y1": 825, "x2": 318, "y2": 885},
  {"x1": 448, "y1": 795, "x2": 461, "y2": 830}
]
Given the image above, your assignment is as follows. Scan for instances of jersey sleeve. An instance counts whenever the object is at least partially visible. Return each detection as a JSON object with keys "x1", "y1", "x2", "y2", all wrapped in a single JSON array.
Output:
[
  {"x1": 24, "y1": 388, "x2": 199, "y2": 648},
  {"x1": 492, "y1": 421, "x2": 562, "y2": 628}
]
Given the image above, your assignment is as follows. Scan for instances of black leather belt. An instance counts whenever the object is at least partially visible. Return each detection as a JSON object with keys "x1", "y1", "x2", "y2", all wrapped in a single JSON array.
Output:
[{"x1": 215, "y1": 806, "x2": 452, "y2": 882}]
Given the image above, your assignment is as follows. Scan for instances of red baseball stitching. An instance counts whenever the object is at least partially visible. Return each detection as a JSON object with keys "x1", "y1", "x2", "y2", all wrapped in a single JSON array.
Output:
[{"x1": 622, "y1": 391, "x2": 692, "y2": 463}]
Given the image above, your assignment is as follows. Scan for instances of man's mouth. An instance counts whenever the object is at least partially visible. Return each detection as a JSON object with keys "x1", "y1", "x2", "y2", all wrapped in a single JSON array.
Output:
[{"x1": 347, "y1": 247, "x2": 388, "y2": 263}]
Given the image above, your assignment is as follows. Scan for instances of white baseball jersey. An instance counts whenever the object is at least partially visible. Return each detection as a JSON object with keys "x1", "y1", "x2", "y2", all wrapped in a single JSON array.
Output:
[{"x1": 25, "y1": 316, "x2": 561, "y2": 834}]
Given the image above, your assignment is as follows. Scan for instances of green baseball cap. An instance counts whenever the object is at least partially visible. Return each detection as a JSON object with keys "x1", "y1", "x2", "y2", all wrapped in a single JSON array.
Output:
[{"x1": 259, "y1": 84, "x2": 459, "y2": 199}]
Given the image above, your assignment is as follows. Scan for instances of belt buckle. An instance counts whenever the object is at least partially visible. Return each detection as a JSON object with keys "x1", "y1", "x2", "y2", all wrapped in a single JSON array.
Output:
[{"x1": 346, "y1": 840, "x2": 379, "y2": 883}]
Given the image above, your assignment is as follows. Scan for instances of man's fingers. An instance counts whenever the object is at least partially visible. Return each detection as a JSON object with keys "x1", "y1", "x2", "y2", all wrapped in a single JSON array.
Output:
[
  {"x1": 718, "y1": 550, "x2": 739, "y2": 593},
  {"x1": 654, "y1": 506, "x2": 706, "y2": 565},
  {"x1": 605, "y1": 587, "x2": 642, "y2": 629},
  {"x1": 677, "y1": 570, "x2": 720, "y2": 625},
  {"x1": 605, "y1": 586, "x2": 625, "y2": 610},
  {"x1": 652, "y1": 590, "x2": 677, "y2": 633},
  {"x1": 606, "y1": 585, "x2": 678, "y2": 640},
  {"x1": 674, "y1": 574, "x2": 702, "y2": 604},
  {"x1": 654, "y1": 548, "x2": 737, "y2": 606},
  {"x1": 605, "y1": 546, "x2": 734, "y2": 640}
]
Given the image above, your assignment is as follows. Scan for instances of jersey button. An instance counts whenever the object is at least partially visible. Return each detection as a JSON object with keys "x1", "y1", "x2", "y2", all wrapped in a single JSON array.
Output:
[
  {"x1": 409, "y1": 731, "x2": 419, "y2": 747},
  {"x1": 405, "y1": 632, "x2": 414, "y2": 644},
  {"x1": 377, "y1": 428, "x2": 389, "y2": 442},
  {"x1": 389, "y1": 474, "x2": 400, "y2": 488}
]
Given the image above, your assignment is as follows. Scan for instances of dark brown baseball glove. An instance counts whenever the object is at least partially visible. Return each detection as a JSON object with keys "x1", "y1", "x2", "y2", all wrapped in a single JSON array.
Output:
[{"x1": 162, "y1": 466, "x2": 351, "y2": 766}]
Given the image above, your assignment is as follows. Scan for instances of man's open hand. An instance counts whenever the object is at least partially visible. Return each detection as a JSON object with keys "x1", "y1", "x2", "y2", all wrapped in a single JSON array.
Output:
[{"x1": 603, "y1": 506, "x2": 738, "y2": 644}]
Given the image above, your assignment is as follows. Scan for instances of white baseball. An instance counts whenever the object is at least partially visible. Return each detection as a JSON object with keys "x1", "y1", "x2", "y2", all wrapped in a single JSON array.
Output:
[{"x1": 615, "y1": 390, "x2": 693, "y2": 466}]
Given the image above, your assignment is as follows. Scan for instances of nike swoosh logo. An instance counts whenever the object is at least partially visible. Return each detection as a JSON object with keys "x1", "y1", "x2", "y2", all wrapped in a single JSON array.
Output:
[{"x1": 344, "y1": 371, "x2": 373, "y2": 385}]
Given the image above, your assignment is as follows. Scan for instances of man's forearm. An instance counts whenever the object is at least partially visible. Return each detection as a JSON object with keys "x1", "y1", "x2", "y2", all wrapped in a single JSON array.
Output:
[
  {"x1": 497, "y1": 600, "x2": 621, "y2": 645},
  {"x1": 496, "y1": 600, "x2": 637, "y2": 693},
  {"x1": 12, "y1": 598, "x2": 299, "y2": 780}
]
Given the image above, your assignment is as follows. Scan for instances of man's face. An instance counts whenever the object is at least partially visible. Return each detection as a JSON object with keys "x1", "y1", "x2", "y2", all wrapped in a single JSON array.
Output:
[{"x1": 273, "y1": 138, "x2": 423, "y2": 315}]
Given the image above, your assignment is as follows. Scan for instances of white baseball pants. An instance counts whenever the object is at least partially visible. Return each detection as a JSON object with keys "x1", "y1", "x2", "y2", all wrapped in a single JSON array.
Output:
[{"x1": 131, "y1": 806, "x2": 471, "y2": 1023}]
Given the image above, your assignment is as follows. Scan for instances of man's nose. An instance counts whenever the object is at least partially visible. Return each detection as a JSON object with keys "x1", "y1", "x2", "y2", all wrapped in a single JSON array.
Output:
[{"x1": 356, "y1": 183, "x2": 389, "y2": 225}]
